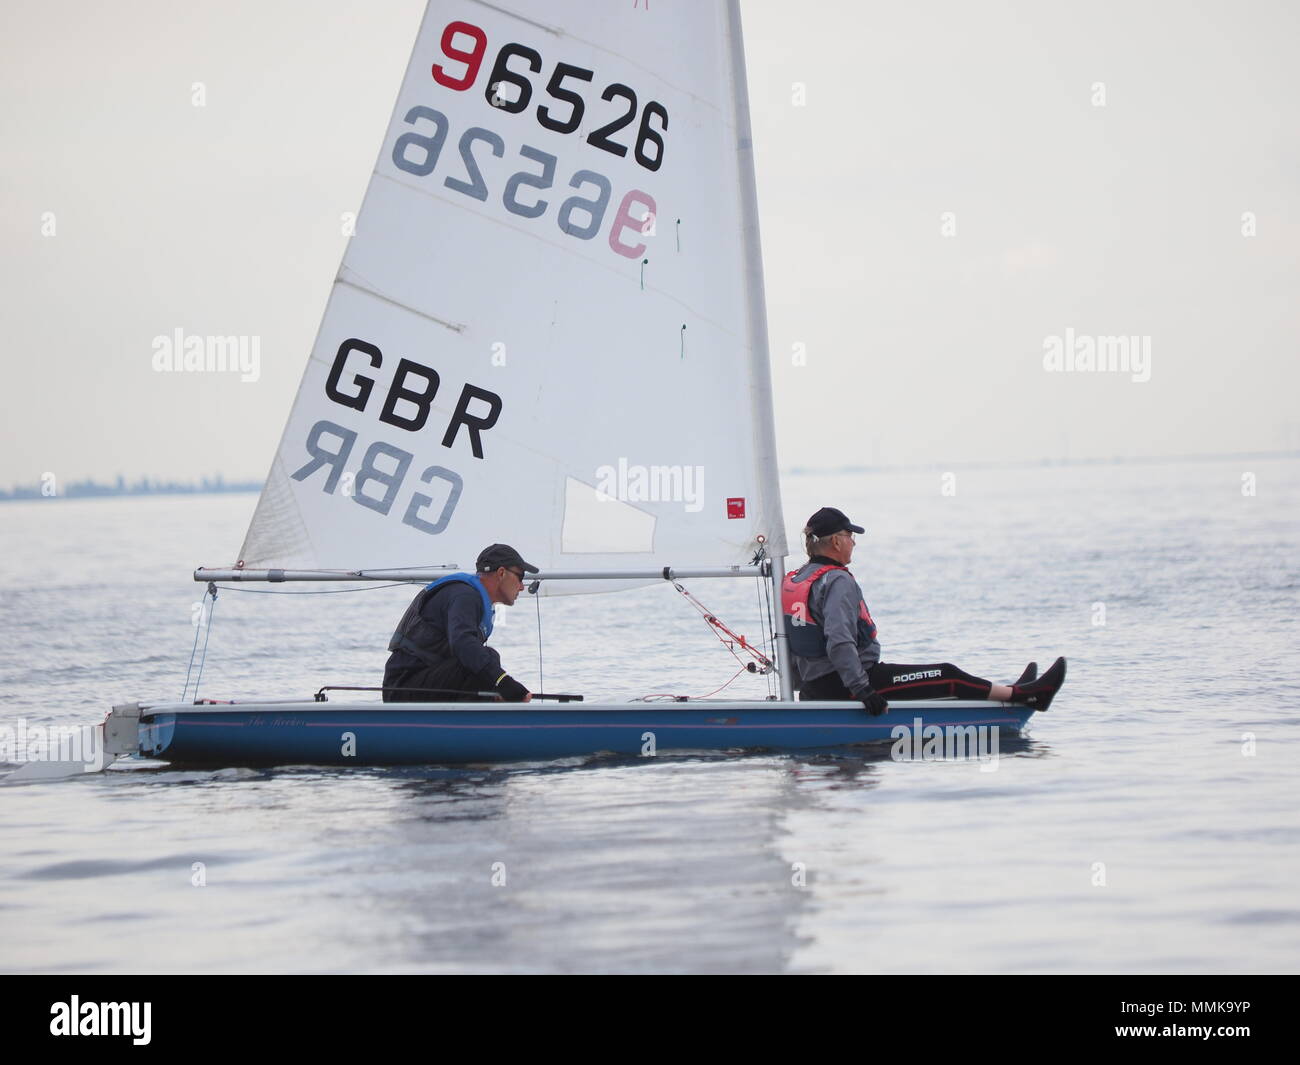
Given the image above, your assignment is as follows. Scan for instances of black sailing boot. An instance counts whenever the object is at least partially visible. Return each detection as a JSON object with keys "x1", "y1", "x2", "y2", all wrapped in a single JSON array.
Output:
[
  {"x1": 1014, "y1": 662, "x2": 1038, "y2": 687},
  {"x1": 1009, "y1": 656, "x2": 1066, "y2": 711}
]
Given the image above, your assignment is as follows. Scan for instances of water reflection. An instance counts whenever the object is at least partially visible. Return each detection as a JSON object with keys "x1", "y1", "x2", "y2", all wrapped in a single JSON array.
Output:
[
  {"x1": 106, "y1": 732, "x2": 1052, "y2": 797},
  {"x1": 360, "y1": 754, "x2": 816, "y2": 972}
]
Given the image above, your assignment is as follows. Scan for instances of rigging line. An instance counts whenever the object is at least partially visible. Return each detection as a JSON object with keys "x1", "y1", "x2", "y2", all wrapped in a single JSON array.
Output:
[
  {"x1": 671, "y1": 581, "x2": 773, "y2": 672},
  {"x1": 756, "y1": 573, "x2": 776, "y2": 699},
  {"x1": 533, "y1": 587, "x2": 544, "y2": 695},
  {"x1": 696, "y1": 667, "x2": 748, "y2": 700},
  {"x1": 749, "y1": 539, "x2": 778, "y2": 699},
  {"x1": 756, "y1": 547, "x2": 779, "y2": 698},
  {"x1": 220, "y1": 583, "x2": 414, "y2": 595},
  {"x1": 351, "y1": 563, "x2": 458, "y2": 572},
  {"x1": 191, "y1": 583, "x2": 218, "y2": 703},
  {"x1": 688, "y1": 590, "x2": 748, "y2": 665},
  {"x1": 180, "y1": 587, "x2": 207, "y2": 701},
  {"x1": 220, "y1": 564, "x2": 455, "y2": 578},
  {"x1": 762, "y1": 568, "x2": 780, "y2": 699},
  {"x1": 634, "y1": 666, "x2": 748, "y2": 703}
]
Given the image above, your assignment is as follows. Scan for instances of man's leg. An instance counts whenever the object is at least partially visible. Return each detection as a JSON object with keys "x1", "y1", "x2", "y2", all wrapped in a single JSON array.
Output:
[
  {"x1": 382, "y1": 665, "x2": 418, "y2": 703},
  {"x1": 385, "y1": 662, "x2": 483, "y2": 702},
  {"x1": 868, "y1": 662, "x2": 997, "y2": 701},
  {"x1": 799, "y1": 671, "x2": 855, "y2": 700}
]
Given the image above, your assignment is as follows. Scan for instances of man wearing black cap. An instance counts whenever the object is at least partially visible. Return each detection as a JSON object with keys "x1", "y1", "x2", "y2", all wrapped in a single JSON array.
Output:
[
  {"x1": 383, "y1": 543, "x2": 539, "y2": 703},
  {"x1": 782, "y1": 508, "x2": 1065, "y2": 712}
]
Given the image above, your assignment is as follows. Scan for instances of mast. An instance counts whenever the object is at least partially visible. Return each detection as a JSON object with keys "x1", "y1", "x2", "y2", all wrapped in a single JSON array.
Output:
[{"x1": 725, "y1": 0, "x2": 793, "y2": 700}]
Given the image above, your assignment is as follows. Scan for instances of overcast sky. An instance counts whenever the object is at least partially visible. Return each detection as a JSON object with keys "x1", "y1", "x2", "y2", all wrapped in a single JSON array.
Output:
[{"x1": 2, "y1": 0, "x2": 1297, "y2": 487}]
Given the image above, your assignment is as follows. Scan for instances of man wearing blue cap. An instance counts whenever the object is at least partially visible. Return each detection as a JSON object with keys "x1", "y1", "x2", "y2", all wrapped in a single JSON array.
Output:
[
  {"x1": 782, "y1": 508, "x2": 1065, "y2": 713},
  {"x1": 383, "y1": 543, "x2": 538, "y2": 703}
]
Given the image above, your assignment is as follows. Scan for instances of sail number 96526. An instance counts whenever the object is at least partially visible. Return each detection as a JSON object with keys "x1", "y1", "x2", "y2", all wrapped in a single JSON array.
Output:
[{"x1": 431, "y1": 19, "x2": 668, "y2": 173}]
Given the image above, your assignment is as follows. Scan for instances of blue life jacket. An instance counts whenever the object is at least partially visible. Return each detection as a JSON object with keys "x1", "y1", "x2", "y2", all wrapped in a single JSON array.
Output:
[{"x1": 387, "y1": 572, "x2": 493, "y2": 668}]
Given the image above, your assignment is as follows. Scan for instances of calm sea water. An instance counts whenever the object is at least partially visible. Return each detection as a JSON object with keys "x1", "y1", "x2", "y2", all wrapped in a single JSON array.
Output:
[{"x1": 1, "y1": 459, "x2": 1297, "y2": 974}]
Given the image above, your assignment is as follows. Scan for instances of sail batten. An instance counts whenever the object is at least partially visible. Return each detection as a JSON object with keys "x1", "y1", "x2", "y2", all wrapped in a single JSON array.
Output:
[
  {"x1": 334, "y1": 276, "x2": 467, "y2": 334},
  {"x1": 237, "y1": 0, "x2": 786, "y2": 590}
]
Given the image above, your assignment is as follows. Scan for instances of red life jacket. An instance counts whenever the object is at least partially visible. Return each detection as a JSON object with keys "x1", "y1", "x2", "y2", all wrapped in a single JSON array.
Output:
[{"x1": 781, "y1": 564, "x2": 877, "y2": 657}]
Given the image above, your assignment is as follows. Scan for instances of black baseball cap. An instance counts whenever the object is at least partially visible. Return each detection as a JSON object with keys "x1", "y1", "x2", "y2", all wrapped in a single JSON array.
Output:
[
  {"x1": 806, "y1": 507, "x2": 865, "y2": 537},
  {"x1": 476, "y1": 543, "x2": 539, "y2": 574}
]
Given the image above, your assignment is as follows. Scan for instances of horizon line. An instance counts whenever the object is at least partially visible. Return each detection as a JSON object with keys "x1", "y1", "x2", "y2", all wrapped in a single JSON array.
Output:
[{"x1": 2, "y1": 448, "x2": 1297, "y2": 501}]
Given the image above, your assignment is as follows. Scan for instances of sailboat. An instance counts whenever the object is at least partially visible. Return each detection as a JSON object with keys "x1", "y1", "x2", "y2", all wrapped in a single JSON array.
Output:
[{"x1": 19, "y1": 1, "x2": 1043, "y2": 778}]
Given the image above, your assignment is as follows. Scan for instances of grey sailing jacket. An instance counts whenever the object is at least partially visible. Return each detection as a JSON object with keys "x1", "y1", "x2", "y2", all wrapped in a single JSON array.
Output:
[{"x1": 789, "y1": 558, "x2": 881, "y2": 692}]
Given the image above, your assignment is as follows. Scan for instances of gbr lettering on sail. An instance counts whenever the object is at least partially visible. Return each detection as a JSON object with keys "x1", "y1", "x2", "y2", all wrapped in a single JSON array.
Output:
[{"x1": 292, "y1": 338, "x2": 496, "y2": 535}]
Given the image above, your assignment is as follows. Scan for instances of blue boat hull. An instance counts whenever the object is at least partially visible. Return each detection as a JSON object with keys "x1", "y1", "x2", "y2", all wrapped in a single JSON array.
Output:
[{"x1": 134, "y1": 700, "x2": 1035, "y2": 767}]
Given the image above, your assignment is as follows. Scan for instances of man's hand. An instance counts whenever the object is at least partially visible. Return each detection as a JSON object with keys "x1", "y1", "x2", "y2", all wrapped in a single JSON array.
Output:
[
  {"x1": 495, "y1": 674, "x2": 530, "y2": 703},
  {"x1": 851, "y1": 684, "x2": 888, "y2": 716}
]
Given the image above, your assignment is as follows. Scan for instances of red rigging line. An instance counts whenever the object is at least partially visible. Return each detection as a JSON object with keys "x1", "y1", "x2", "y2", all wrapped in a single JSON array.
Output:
[{"x1": 671, "y1": 581, "x2": 774, "y2": 674}]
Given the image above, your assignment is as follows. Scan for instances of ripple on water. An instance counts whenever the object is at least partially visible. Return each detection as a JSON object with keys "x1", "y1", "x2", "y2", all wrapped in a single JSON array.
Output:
[{"x1": 15, "y1": 855, "x2": 246, "y2": 881}]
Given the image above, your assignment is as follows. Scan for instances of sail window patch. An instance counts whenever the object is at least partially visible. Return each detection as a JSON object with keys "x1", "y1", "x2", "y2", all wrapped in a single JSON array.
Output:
[{"x1": 562, "y1": 477, "x2": 654, "y2": 554}]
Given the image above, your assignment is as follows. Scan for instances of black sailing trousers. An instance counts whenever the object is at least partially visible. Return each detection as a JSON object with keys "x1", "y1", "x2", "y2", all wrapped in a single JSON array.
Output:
[
  {"x1": 382, "y1": 660, "x2": 491, "y2": 703},
  {"x1": 800, "y1": 662, "x2": 994, "y2": 702}
]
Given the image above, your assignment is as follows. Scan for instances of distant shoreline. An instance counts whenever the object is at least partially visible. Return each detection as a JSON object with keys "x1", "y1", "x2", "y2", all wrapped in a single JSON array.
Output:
[
  {"x1": 0, "y1": 480, "x2": 262, "y2": 503},
  {"x1": 783, "y1": 448, "x2": 1300, "y2": 477},
  {"x1": 3, "y1": 449, "x2": 1295, "y2": 502}
]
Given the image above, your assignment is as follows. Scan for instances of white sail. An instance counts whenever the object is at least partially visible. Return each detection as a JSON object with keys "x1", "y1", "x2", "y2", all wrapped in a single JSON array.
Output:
[{"x1": 237, "y1": 0, "x2": 785, "y2": 588}]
